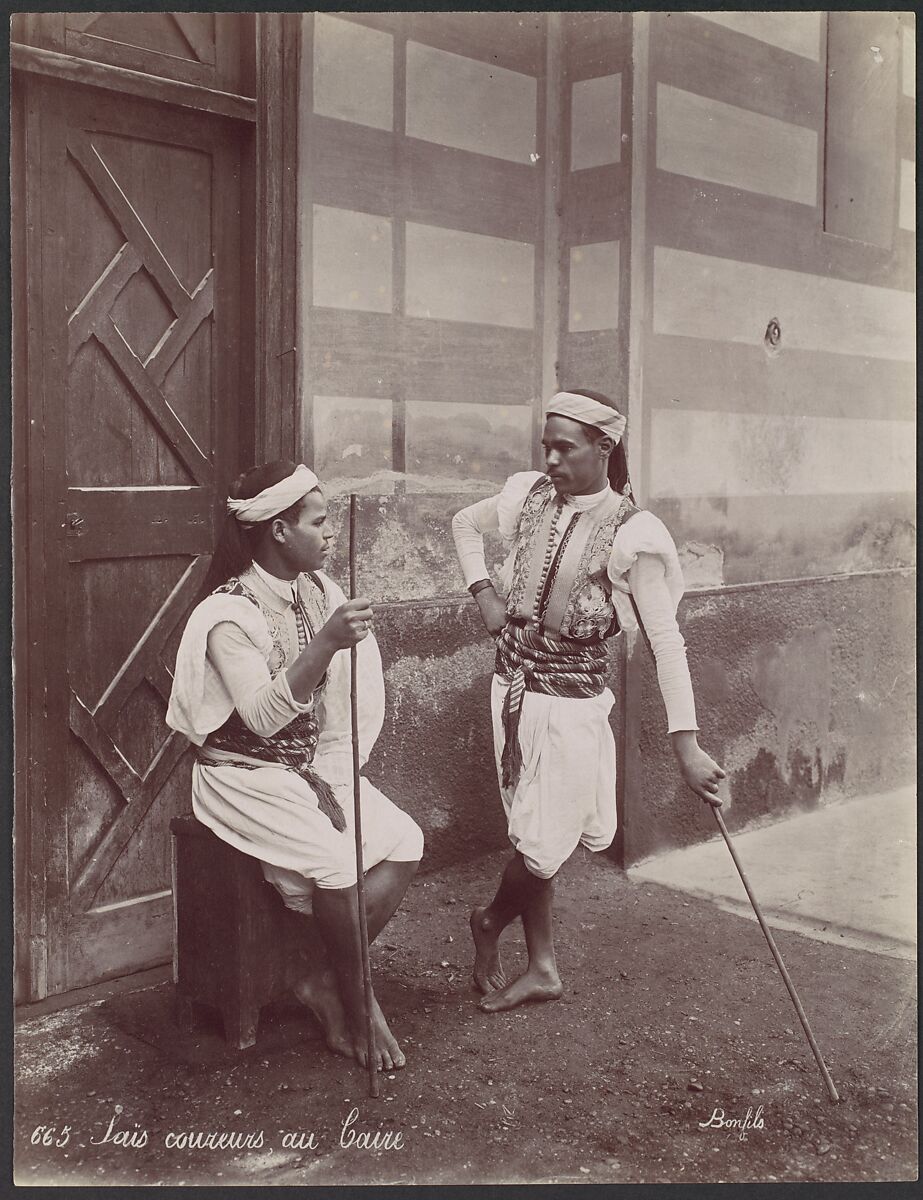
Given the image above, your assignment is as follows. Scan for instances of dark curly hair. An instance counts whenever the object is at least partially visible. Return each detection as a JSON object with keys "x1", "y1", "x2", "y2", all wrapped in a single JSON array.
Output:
[{"x1": 201, "y1": 460, "x2": 310, "y2": 595}]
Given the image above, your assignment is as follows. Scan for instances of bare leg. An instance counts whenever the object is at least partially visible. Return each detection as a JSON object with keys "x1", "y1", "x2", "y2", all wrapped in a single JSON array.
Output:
[
  {"x1": 479, "y1": 866, "x2": 563, "y2": 1012},
  {"x1": 286, "y1": 920, "x2": 353, "y2": 1059},
  {"x1": 289, "y1": 858, "x2": 419, "y2": 1061},
  {"x1": 311, "y1": 858, "x2": 419, "y2": 1070},
  {"x1": 363, "y1": 858, "x2": 420, "y2": 943},
  {"x1": 470, "y1": 852, "x2": 540, "y2": 993},
  {"x1": 470, "y1": 852, "x2": 563, "y2": 1012}
]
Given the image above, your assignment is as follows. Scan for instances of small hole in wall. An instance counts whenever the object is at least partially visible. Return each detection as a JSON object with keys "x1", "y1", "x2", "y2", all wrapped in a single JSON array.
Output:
[{"x1": 764, "y1": 317, "x2": 782, "y2": 357}]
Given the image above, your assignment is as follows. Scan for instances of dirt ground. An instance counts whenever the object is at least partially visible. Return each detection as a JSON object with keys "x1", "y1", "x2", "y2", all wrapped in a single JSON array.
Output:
[{"x1": 14, "y1": 848, "x2": 918, "y2": 1186}]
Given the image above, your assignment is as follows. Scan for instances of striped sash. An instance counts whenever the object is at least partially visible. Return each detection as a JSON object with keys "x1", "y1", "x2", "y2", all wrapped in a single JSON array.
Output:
[
  {"x1": 495, "y1": 619, "x2": 609, "y2": 791},
  {"x1": 201, "y1": 572, "x2": 345, "y2": 831},
  {"x1": 202, "y1": 704, "x2": 346, "y2": 832}
]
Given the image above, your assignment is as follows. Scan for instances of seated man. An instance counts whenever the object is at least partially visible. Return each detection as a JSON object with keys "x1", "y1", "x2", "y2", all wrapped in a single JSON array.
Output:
[{"x1": 167, "y1": 461, "x2": 422, "y2": 1070}]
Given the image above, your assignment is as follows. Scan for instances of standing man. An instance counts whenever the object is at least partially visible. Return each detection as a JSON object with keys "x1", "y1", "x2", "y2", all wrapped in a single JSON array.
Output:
[{"x1": 452, "y1": 390, "x2": 724, "y2": 1012}]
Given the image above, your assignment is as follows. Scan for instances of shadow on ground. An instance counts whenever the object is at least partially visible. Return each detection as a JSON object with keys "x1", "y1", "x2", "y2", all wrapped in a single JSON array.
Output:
[{"x1": 15, "y1": 849, "x2": 918, "y2": 1185}]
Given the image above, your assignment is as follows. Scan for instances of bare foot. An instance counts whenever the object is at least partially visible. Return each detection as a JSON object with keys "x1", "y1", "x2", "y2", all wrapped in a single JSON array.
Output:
[
  {"x1": 350, "y1": 996, "x2": 406, "y2": 1072},
  {"x1": 478, "y1": 966, "x2": 563, "y2": 1013},
  {"x1": 470, "y1": 906, "x2": 507, "y2": 994},
  {"x1": 293, "y1": 970, "x2": 354, "y2": 1058}
]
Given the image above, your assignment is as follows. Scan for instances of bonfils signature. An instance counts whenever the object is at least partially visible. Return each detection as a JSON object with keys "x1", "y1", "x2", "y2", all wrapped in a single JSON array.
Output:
[{"x1": 698, "y1": 1106, "x2": 766, "y2": 1141}]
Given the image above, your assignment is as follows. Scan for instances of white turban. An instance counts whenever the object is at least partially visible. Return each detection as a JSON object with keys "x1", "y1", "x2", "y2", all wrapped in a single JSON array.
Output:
[
  {"x1": 226, "y1": 464, "x2": 320, "y2": 525},
  {"x1": 545, "y1": 391, "x2": 627, "y2": 443}
]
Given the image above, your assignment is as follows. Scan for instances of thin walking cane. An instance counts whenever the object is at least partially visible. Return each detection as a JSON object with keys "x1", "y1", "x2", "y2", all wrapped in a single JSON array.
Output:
[
  {"x1": 349, "y1": 492, "x2": 379, "y2": 1098},
  {"x1": 629, "y1": 599, "x2": 838, "y2": 1102},
  {"x1": 710, "y1": 805, "x2": 839, "y2": 1102}
]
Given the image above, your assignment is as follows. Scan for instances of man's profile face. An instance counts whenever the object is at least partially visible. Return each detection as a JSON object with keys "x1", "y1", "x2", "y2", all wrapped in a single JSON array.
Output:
[
  {"x1": 541, "y1": 415, "x2": 606, "y2": 496},
  {"x1": 279, "y1": 488, "x2": 333, "y2": 572}
]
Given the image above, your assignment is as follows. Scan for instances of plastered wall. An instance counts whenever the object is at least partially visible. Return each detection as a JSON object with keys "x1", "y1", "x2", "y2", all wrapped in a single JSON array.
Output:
[{"x1": 622, "y1": 570, "x2": 916, "y2": 864}]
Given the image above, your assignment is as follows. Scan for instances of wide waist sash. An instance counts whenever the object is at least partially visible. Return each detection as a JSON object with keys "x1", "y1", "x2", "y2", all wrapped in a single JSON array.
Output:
[
  {"x1": 200, "y1": 708, "x2": 346, "y2": 831},
  {"x1": 494, "y1": 619, "x2": 608, "y2": 791}
]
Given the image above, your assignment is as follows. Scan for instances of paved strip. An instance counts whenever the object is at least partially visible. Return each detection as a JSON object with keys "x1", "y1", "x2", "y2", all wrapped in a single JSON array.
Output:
[{"x1": 629, "y1": 786, "x2": 916, "y2": 960}]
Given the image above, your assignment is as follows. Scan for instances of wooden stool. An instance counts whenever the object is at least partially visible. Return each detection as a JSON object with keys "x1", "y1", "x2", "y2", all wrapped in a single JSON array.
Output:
[{"x1": 170, "y1": 815, "x2": 311, "y2": 1049}]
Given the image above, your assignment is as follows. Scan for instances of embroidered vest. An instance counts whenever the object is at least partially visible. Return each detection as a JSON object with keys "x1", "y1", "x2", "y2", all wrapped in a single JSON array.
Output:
[
  {"x1": 505, "y1": 477, "x2": 640, "y2": 642},
  {"x1": 202, "y1": 568, "x2": 347, "y2": 831},
  {"x1": 213, "y1": 567, "x2": 328, "y2": 674}
]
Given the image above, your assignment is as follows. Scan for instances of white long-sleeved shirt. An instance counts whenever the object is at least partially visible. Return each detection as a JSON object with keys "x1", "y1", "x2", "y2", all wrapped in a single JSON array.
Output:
[
  {"x1": 205, "y1": 562, "x2": 313, "y2": 738},
  {"x1": 452, "y1": 474, "x2": 698, "y2": 733},
  {"x1": 167, "y1": 563, "x2": 384, "y2": 781},
  {"x1": 206, "y1": 619, "x2": 310, "y2": 739}
]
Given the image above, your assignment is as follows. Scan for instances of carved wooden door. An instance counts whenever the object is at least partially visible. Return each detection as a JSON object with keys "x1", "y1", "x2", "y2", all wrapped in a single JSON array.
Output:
[{"x1": 21, "y1": 73, "x2": 245, "y2": 993}]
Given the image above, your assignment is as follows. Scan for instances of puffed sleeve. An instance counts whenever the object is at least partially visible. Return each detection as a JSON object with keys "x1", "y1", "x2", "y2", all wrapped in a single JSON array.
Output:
[
  {"x1": 607, "y1": 510, "x2": 686, "y2": 625},
  {"x1": 452, "y1": 470, "x2": 543, "y2": 589},
  {"x1": 608, "y1": 511, "x2": 698, "y2": 733},
  {"x1": 495, "y1": 470, "x2": 545, "y2": 542},
  {"x1": 206, "y1": 621, "x2": 313, "y2": 738},
  {"x1": 167, "y1": 593, "x2": 279, "y2": 744}
]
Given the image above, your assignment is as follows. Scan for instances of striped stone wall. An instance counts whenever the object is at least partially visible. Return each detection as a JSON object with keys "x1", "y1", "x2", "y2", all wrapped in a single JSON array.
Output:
[
  {"x1": 637, "y1": 10, "x2": 915, "y2": 587},
  {"x1": 622, "y1": 11, "x2": 916, "y2": 863},
  {"x1": 298, "y1": 11, "x2": 549, "y2": 604},
  {"x1": 557, "y1": 13, "x2": 632, "y2": 405}
]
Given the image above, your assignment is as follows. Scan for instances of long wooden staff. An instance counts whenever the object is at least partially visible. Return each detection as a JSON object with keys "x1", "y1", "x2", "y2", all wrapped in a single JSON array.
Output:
[
  {"x1": 629, "y1": 598, "x2": 838, "y2": 1102},
  {"x1": 710, "y1": 805, "x2": 839, "y2": 1102},
  {"x1": 349, "y1": 493, "x2": 379, "y2": 1098}
]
